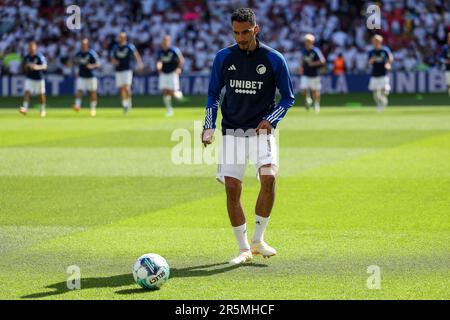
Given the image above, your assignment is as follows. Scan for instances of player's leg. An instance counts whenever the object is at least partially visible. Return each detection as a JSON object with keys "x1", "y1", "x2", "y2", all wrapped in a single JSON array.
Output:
[
  {"x1": 73, "y1": 90, "x2": 83, "y2": 112},
  {"x1": 162, "y1": 89, "x2": 174, "y2": 117},
  {"x1": 120, "y1": 86, "x2": 131, "y2": 114},
  {"x1": 312, "y1": 89, "x2": 321, "y2": 114},
  {"x1": 73, "y1": 78, "x2": 83, "y2": 112},
  {"x1": 20, "y1": 90, "x2": 31, "y2": 115},
  {"x1": 38, "y1": 80, "x2": 46, "y2": 117},
  {"x1": 249, "y1": 134, "x2": 278, "y2": 257},
  {"x1": 89, "y1": 90, "x2": 98, "y2": 117},
  {"x1": 251, "y1": 167, "x2": 277, "y2": 257},
  {"x1": 300, "y1": 77, "x2": 311, "y2": 110},
  {"x1": 39, "y1": 93, "x2": 46, "y2": 118},
  {"x1": 88, "y1": 78, "x2": 98, "y2": 117},
  {"x1": 445, "y1": 72, "x2": 450, "y2": 96},
  {"x1": 225, "y1": 176, "x2": 252, "y2": 264},
  {"x1": 217, "y1": 135, "x2": 252, "y2": 264},
  {"x1": 125, "y1": 71, "x2": 133, "y2": 111}
]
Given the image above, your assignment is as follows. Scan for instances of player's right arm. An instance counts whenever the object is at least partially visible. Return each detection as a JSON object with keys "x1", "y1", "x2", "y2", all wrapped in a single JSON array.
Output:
[
  {"x1": 156, "y1": 49, "x2": 163, "y2": 74},
  {"x1": 110, "y1": 46, "x2": 119, "y2": 66},
  {"x1": 202, "y1": 51, "x2": 226, "y2": 146},
  {"x1": 439, "y1": 46, "x2": 450, "y2": 65}
]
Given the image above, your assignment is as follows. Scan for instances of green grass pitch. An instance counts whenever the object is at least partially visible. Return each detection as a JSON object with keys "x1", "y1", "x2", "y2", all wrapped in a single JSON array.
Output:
[{"x1": 0, "y1": 105, "x2": 449, "y2": 299}]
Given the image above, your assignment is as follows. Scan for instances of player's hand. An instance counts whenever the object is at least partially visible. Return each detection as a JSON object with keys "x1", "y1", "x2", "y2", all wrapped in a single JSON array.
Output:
[
  {"x1": 256, "y1": 120, "x2": 274, "y2": 135},
  {"x1": 175, "y1": 68, "x2": 182, "y2": 75},
  {"x1": 111, "y1": 59, "x2": 118, "y2": 66},
  {"x1": 368, "y1": 57, "x2": 375, "y2": 64},
  {"x1": 137, "y1": 62, "x2": 145, "y2": 71},
  {"x1": 201, "y1": 128, "x2": 215, "y2": 147},
  {"x1": 385, "y1": 63, "x2": 391, "y2": 70}
]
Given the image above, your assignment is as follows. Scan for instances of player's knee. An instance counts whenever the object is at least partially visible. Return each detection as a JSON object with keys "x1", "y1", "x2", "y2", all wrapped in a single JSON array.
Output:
[
  {"x1": 225, "y1": 177, "x2": 242, "y2": 200},
  {"x1": 260, "y1": 175, "x2": 275, "y2": 194}
]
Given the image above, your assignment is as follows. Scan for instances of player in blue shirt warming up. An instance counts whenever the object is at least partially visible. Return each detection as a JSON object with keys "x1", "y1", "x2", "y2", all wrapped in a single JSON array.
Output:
[
  {"x1": 19, "y1": 41, "x2": 47, "y2": 118},
  {"x1": 72, "y1": 38, "x2": 101, "y2": 117},
  {"x1": 156, "y1": 35, "x2": 185, "y2": 117},
  {"x1": 111, "y1": 32, "x2": 144, "y2": 114},
  {"x1": 299, "y1": 34, "x2": 326, "y2": 113},
  {"x1": 368, "y1": 35, "x2": 394, "y2": 112},
  {"x1": 202, "y1": 8, "x2": 295, "y2": 265}
]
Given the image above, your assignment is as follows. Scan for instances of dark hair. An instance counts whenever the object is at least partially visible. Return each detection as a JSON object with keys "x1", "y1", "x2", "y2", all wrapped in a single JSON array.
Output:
[{"x1": 231, "y1": 8, "x2": 256, "y2": 26}]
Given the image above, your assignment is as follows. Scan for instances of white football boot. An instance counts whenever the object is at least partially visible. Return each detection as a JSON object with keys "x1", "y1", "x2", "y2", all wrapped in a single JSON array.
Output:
[
  {"x1": 251, "y1": 241, "x2": 277, "y2": 258},
  {"x1": 229, "y1": 250, "x2": 253, "y2": 265}
]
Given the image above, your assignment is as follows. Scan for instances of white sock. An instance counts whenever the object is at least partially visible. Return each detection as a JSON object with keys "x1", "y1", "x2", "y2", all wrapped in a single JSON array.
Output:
[
  {"x1": 314, "y1": 100, "x2": 320, "y2": 109},
  {"x1": 127, "y1": 98, "x2": 132, "y2": 108},
  {"x1": 373, "y1": 91, "x2": 381, "y2": 107},
  {"x1": 252, "y1": 215, "x2": 270, "y2": 243},
  {"x1": 90, "y1": 101, "x2": 97, "y2": 110},
  {"x1": 75, "y1": 98, "x2": 81, "y2": 107},
  {"x1": 40, "y1": 104, "x2": 46, "y2": 111},
  {"x1": 122, "y1": 99, "x2": 129, "y2": 109},
  {"x1": 23, "y1": 101, "x2": 29, "y2": 110},
  {"x1": 232, "y1": 224, "x2": 250, "y2": 251},
  {"x1": 163, "y1": 95, "x2": 172, "y2": 111}
]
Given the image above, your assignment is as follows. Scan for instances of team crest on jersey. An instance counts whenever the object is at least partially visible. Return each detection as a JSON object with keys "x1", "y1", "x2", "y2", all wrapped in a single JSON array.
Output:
[
  {"x1": 256, "y1": 64, "x2": 266, "y2": 75},
  {"x1": 161, "y1": 52, "x2": 174, "y2": 63},
  {"x1": 116, "y1": 48, "x2": 128, "y2": 58}
]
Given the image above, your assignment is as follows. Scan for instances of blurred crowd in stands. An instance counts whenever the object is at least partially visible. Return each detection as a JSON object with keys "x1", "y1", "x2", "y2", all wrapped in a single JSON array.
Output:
[{"x1": 0, "y1": 0, "x2": 449, "y2": 76}]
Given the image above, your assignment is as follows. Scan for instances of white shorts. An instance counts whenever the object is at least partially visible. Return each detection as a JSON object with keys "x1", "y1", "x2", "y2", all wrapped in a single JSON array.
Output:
[
  {"x1": 115, "y1": 70, "x2": 133, "y2": 88},
  {"x1": 159, "y1": 72, "x2": 180, "y2": 91},
  {"x1": 216, "y1": 134, "x2": 278, "y2": 183},
  {"x1": 76, "y1": 77, "x2": 98, "y2": 92},
  {"x1": 446, "y1": 71, "x2": 450, "y2": 86},
  {"x1": 300, "y1": 76, "x2": 321, "y2": 91},
  {"x1": 24, "y1": 79, "x2": 45, "y2": 95},
  {"x1": 369, "y1": 75, "x2": 391, "y2": 92}
]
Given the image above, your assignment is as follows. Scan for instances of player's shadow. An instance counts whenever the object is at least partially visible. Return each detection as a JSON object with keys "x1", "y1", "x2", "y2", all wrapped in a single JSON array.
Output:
[{"x1": 21, "y1": 262, "x2": 268, "y2": 299}]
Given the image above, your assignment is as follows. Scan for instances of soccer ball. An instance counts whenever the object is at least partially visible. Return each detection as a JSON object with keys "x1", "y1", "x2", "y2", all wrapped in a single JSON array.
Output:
[{"x1": 133, "y1": 253, "x2": 170, "y2": 290}]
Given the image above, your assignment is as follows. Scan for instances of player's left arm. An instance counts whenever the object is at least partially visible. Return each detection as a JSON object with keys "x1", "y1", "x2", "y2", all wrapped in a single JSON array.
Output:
[
  {"x1": 309, "y1": 49, "x2": 326, "y2": 67},
  {"x1": 385, "y1": 47, "x2": 394, "y2": 70},
  {"x1": 175, "y1": 48, "x2": 185, "y2": 75},
  {"x1": 260, "y1": 53, "x2": 296, "y2": 132},
  {"x1": 439, "y1": 47, "x2": 450, "y2": 65},
  {"x1": 87, "y1": 51, "x2": 101, "y2": 70},
  {"x1": 131, "y1": 44, "x2": 145, "y2": 70},
  {"x1": 31, "y1": 54, "x2": 48, "y2": 71}
]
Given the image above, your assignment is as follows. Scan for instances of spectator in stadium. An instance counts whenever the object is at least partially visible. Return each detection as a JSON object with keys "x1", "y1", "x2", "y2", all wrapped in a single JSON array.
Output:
[{"x1": 333, "y1": 53, "x2": 345, "y2": 75}]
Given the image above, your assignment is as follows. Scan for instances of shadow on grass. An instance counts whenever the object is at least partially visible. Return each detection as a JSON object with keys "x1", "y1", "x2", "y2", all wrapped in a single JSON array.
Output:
[{"x1": 22, "y1": 262, "x2": 268, "y2": 299}]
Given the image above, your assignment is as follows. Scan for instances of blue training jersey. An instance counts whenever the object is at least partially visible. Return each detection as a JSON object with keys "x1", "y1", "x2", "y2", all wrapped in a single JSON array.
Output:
[
  {"x1": 111, "y1": 43, "x2": 137, "y2": 71},
  {"x1": 439, "y1": 44, "x2": 450, "y2": 71},
  {"x1": 301, "y1": 47, "x2": 325, "y2": 77},
  {"x1": 23, "y1": 53, "x2": 47, "y2": 80},
  {"x1": 368, "y1": 46, "x2": 393, "y2": 77},
  {"x1": 204, "y1": 41, "x2": 295, "y2": 134},
  {"x1": 75, "y1": 49, "x2": 99, "y2": 78},
  {"x1": 157, "y1": 47, "x2": 182, "y2": 74}
]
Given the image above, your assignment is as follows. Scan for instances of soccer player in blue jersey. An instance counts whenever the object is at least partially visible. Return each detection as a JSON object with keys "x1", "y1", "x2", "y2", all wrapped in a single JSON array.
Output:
[
  {"x1": 368, "y1": 35, "x2": 394, "y2": 112},
  {"x1": 439, "y1": 32, "x2": 450, "y2": 97},
  {"x1": 157, "y1": 35, "x2": 185, "y2": 117},
  {"x1": 72, "y1": 38, "x2": 101, "y2": 117},
  {"x1": 111, "y1": 32, "x2": 144, "y2": 114},
  {"x1": 19, "y1": 41, "x2": 47, "y2": 117},
  {"x1": 201, "y1": 8, "x2": 295, "y2": 265},
  {"x1": 299, "y1": 34, "x2": 326, "y2": 113}
]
